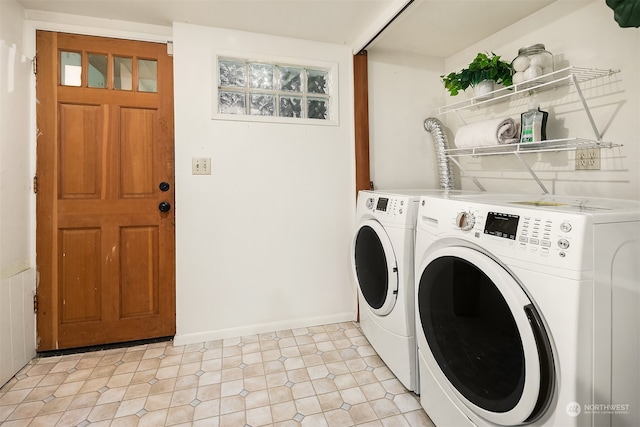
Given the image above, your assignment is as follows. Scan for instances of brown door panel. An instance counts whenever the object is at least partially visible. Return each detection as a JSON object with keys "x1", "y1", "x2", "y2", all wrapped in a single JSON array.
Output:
[{"x1": 36, "y1": 31, "x2": 175, "y2": 351}]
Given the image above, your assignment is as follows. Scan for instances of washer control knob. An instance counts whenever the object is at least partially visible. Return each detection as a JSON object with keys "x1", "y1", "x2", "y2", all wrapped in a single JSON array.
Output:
[
  {"x1": 558, "y1": 238, "x2": 570, "y2": 249},
  {"x1": 456, "y1": 211, "x2": 476, "y2": 231},
  {"x1": 560, "y1": 222, "x2": 572, "y2": 233},
  {"x1": 366, "y1": 198, "x2": 375, "y2": 210}
]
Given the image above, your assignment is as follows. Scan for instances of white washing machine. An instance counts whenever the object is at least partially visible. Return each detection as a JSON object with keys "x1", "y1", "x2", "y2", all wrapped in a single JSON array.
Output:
[
  {"x1": 414, "y1": 193, "x2": 640, "y2": 427},
  {"x1": 352, "y1": 189, "x2": 474, "y2": 392}
]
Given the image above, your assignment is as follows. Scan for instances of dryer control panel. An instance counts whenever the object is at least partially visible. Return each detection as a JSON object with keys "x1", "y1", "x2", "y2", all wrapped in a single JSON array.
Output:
[
  {"x1": 417, "y1": 196, "x2": 592, "y2": 273},
  {"x1": 365, "y1": 196, "x2": 408, "y2": 217},
  {"x1": 358, "y1": 191, "x2": 420, "y2": 227}
]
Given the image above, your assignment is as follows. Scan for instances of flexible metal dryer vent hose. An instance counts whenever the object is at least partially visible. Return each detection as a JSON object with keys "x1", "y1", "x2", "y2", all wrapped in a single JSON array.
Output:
[{"x1": 423, "y1": 117, "x2": 455, "y2": 190}]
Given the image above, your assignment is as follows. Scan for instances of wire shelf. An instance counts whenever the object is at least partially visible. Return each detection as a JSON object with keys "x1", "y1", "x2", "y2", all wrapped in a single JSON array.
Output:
[
  {"x1": 438, "y1": 66, "x2": 620, "y2": 115},
  {"x1": 445, "y1": 138, "x2": 622, "y2": 158}
]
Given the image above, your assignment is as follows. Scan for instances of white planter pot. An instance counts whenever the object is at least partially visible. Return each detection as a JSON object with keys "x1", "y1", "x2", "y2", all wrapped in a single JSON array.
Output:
[{"x1": 474, "y1": 80, "x2": 495, "y2": 100}]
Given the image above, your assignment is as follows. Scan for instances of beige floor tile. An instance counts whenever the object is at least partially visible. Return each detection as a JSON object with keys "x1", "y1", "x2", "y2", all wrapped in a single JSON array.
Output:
[
  {"x1": 0, "y1": 389, "x2": 31, "y2": 406},
  {"x1": 219, "y1": 410, "x2": 245, "y2": 427},
  {"x1": 243, "y1": 363, "x2": 265, "y2": 378},
  {"x1": 138, "y1": 408, "x2": 169, "y2": 427},
  {"x1": 324, "y1": 407, "x2": 354, "y2": 427},
  {"x1": 37, "y1": 372, "x2": 68, "y2": 387},
  {"x1": 166, "y1": 404, "x2": 195, "y2": 425},
  {"x1": 171, "y1": 388, "x2": 198, "y2": 407},
  {"x1": 0, "y1": 322, "x2": 432, "y2": 427},
  {"x1": 67, "y1": 392, "x2": 100, "y2": 410},
  {"x1": 78, "y1": 377, "x2": 109, "y2": 394},
  {"x1": 290, "y1": 381, "x2": 315, "y2": 400},
  {"x1": 197, "y1": 384, "x2": 222, "y2": 402},
  {"x1": 123, "y1": 382, "x2": 151, "y2": 400},
  {"x1": 142, "y1": 347, "x2": 166, "y2": 359},
  {"x1": 268, "y1": 385, "x2": 293, "y2": 404},
  {"x1": 317, "y1": 391, "x2": 343, "y2": 412},
  {"x1": 219, "y1": 395, "x2": 244, "y2": 415},
  {"x1": 197, "y1": 370, "x2": 221, "y2": 386},
  {"x1": 115, "y1": 397, "x2": 147, "y2": 418},
  {"x1": 27, "y1": 412, "x2": 63, "y2": 427},
  {"x1": 371, "y1": 397, "x2": 402, "y2": 419},
  {"x1": 22, "y1": 385, "x2": 58, "y2": 402},
  {"x1": 380, "y1": 413, "x2": 412, "y2": 427},
  {"x1": 301, "y1": 412, "x2": 328, "y2": 427},
  {"x1": 175, "y1": 375, "x2": 199, "y2": 391},
  {"x1": 6, "y1": 400, "x2": 45, "y2": 420},
  {"x1": 8, "y1": 375, "x2": 44, "y2": 391},
  {"x1": 244, "y1": 389, "x2": 269, "y2": 409},
  {"x1": 220, "y1": 378, "x2": 243, "y2": 397},
  {"x1": 87, "y1": 402, "x2": 120, "y2": 422},
  {"x1": 247, "y1": 405, "x2": 273, "y2": 426},
  {"x1": 109, "y1": 414, "x2": 139, "y2": 427},
  {"x1": 311, "y1": 378, "x2": 337, "y2": 395},
  {"x1": 95, "y1": 386, "x2": 127, "y2": 405},
  {"x1": 271, "y1": 400, "x2": 297, "y2": 422},
  {"x1": 351, "y1": 401, "x2": 378, "y2": 424},
  {"x1": 393, "y1": 392, "x2": 422, "y2": 412},
  {"x1": 145, "y1": 392, "x2": 173, "y2": 411},
  {"x1": 182, "y1": 351, "x2": 203, "y2": 364},
  {"x1": 221, "y1": 367, "x2": 243, "y2": 382},
  {"x1": 56, "y1": 406, "x2": 92, "y2": 426},
  {"x1": 38, "y1": 395, "x2": 74, "y2": 415},
  {"x1": 64, "y1": 368, "x2": 94, "y2": 384},
  {"x1": 193, "y1": 398, "x2": 220, "y2": 420},
  {"x1": 295, "y1": 395, "x2": 322, "y2": 416},
  {"x1": 89, "y1": 365, "x2": 117, "y2": 380},
  {"x1": 193, "y1": 415, "x2": 220, "y2": 426},
  {"x1": 54, "y1": 380, "x2": 86, "y2": 398}
]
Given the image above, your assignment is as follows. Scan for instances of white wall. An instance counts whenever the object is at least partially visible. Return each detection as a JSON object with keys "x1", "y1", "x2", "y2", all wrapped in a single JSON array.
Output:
[
  {"x1": 367, "y1": 50, "x2": 445, "y2": 190},
  {"x1": 172, "y1": 23, "x2": 357, "y2": 345},
  {"x1": 369, "y1": 1, "x2": 640, "y2": 200},
  {"x1": 0, "y1": 0, "x2": 37, "y2": 387}
]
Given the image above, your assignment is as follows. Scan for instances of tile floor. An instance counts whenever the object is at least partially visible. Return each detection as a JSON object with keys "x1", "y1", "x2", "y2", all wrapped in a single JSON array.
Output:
[{"x1": 0, "y1": 322, "x2": 434, "y2": 427}]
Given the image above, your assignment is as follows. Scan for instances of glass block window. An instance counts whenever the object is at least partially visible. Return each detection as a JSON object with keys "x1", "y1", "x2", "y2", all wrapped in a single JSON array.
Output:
[{"x1": 217, "y1": 57, "x2": 332, "y2": 121}]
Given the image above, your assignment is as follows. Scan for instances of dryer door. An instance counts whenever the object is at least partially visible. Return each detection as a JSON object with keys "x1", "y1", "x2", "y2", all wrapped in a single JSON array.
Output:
[
  {"x1": 417, "y1": 246, "x2": 554, "y2": 425},
  {"x1": 352, "y1": 219, "x2": 398, "y2": 316}
]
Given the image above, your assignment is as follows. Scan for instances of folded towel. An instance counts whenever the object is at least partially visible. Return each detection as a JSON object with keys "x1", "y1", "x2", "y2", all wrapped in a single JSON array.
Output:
[{"x1": 454, "y1": 117, "x2": 520, "y2": 148}]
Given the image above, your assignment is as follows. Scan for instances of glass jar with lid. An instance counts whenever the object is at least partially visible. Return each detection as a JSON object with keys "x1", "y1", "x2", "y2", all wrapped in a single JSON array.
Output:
[{"x1": 511, "y1": 44, "x2": 554, "y2": 85}]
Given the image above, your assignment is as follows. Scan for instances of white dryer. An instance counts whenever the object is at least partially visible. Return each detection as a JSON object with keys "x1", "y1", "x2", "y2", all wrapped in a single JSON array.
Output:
[
  {"x1": 352, "y1": 189, "x2": 474, "y2": 392},
  {"x1": 352, "y1": 190, "x2": 423, "y2": 392},
  {"x1": 414, "y1": 193, "x2": 640, "y2": 427}
]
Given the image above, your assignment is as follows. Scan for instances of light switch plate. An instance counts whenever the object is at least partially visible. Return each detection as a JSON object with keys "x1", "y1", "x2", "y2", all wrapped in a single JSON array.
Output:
[{"x1": 192, "y1": 157, "x2": 211, "y2": 175}]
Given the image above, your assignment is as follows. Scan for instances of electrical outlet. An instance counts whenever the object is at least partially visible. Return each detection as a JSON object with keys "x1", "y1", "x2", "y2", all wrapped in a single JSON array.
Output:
[
  {"x1": 575, "y1": 148, "x2": 600, "y2": 170},
  {"x1": 192, "y1": 157, "x2": 211, "y2": 175}
]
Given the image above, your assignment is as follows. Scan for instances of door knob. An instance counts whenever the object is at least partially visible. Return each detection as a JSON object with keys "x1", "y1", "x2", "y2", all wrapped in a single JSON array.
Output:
[
  {"x1": 158, "y1": 201, "x2": 171, "y2": 212},
  {"x1": 159, "y1": 182, "x2": 170, "y2": 192}
]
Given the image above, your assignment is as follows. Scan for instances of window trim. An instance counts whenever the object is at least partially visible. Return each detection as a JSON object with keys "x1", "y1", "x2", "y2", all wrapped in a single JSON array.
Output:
[{"x1": 212, "y1": 51, "x2": 339, "y2": 126}]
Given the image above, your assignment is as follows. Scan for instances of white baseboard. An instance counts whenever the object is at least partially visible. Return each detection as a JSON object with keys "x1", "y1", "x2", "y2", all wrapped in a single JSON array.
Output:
[{"x1": 173, "y1": 311, "x2": 357, "y2": 347}]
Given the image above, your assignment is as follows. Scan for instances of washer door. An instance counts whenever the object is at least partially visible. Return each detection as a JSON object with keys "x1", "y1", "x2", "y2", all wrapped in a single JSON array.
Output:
[
  {"x1": 352, "y1": 219, "x2": 398, "y2": 316},
  {"x1": 417, "y1": 246, "x2": 554, "y2": 425}
]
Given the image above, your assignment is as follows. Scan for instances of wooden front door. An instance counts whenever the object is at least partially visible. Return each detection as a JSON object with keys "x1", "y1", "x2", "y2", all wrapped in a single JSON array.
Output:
[{"x1": 35, "y1": 31, "x2": 175, "y2": 350}]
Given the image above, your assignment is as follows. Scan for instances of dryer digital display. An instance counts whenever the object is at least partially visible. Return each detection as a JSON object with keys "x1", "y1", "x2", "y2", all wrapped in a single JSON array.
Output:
[
  {"x1": 376, "y1": 198, "x2": 389, "y2": 212},
  {"x1": 484, "y1": 212, "x2": 519, "y2": 240}
]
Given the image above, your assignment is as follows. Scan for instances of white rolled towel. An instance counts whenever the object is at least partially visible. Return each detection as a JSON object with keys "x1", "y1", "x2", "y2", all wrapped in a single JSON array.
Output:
[{"x1": 454, "y1": 117, "x2": 520, "y2": 148}]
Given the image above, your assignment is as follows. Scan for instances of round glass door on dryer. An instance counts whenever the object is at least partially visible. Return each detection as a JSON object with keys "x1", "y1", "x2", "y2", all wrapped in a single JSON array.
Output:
[
  {"x1": 352, "y1": 219, "x2": 398, "y2": 315},
  {"x1": 416, "y1": 245, "x2": 555, "y2": 426}
]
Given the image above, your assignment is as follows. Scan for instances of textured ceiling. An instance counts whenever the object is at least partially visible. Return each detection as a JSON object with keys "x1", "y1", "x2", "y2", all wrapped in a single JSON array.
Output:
[{"x1": 17, "y1": 0, "x2": 569, "y2": 57}]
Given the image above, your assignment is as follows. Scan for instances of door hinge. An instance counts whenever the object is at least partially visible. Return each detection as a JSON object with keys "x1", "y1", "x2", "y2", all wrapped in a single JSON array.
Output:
[
  {"x1": 33, "y1": 175, "x2": 38, "y2": 194},
  {"x1": 33, "y1": 55, "x2": 37, "y2": 76},
  {"x1": 33, "y1": 293, "x2": 38, "y2": 313}
]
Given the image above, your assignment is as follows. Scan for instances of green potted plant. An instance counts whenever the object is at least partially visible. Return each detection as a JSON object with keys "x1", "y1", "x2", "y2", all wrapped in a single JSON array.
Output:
[{"x1": 441, "y1": 52, "x2": 514, "y2": 99}]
